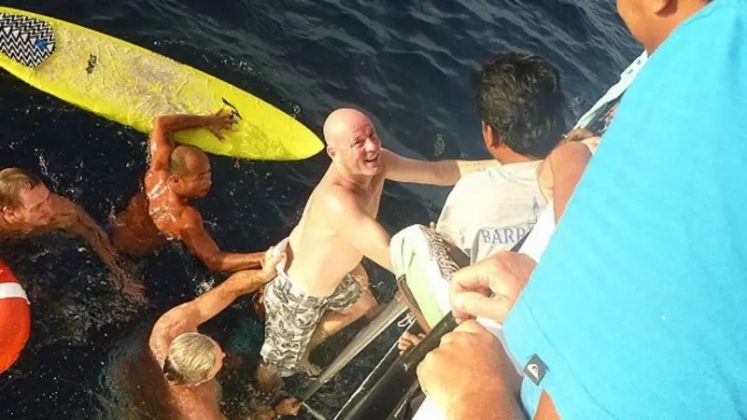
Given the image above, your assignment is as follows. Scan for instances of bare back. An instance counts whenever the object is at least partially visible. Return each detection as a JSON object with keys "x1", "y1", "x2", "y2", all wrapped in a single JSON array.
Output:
[
  {"x1": 143, "y1": 168, "x2": 191, "y2": 240},
  {"x1": 286, "y1": 167, "x2": 386, "y2": 296},
  {"x1": 168, "y1": 380, "x2": 224, "y2": 420}
]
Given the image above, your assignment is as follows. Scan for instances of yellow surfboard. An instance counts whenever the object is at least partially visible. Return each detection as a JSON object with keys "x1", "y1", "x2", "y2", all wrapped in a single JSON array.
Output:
[{"x1": 0, "y1": 7, "x2": 323, "y2": 161}]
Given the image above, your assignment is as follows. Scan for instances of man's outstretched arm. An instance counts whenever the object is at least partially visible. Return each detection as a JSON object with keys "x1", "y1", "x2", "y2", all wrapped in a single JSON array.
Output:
[
  {"x1": 149, "y1": 111, "x2": 236, "y2": 172},
  {"x1": 150, "y1": 254, "x2": 279, "y2": 359},
  {"x1": 189, "y1": 255, "x2": 279, "y2": 326},
  {"x1": 56, "y1": 196, "x2": 145, "y2": 299},
  {"x1": 179, "y1": 208, "x2": 265, "y2": 272},
  {"x1": 381, "y1": 149, "x2": 498, "y2": 186}
]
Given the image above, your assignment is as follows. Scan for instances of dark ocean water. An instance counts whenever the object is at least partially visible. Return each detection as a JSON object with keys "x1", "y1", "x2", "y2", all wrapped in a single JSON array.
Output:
[{"x1": 0, "y1": 1, "x2": 639, "y2": 418}]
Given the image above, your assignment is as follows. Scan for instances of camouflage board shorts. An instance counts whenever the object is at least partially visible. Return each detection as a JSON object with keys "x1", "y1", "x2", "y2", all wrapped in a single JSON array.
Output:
[{"x1": 259, "y1": 240, "x2": 362, "y2": 377}]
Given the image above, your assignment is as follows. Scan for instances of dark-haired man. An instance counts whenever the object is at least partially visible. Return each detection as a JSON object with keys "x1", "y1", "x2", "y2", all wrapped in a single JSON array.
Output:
[
  {"x1": 395, "y1": 51, "x2": 590, "y2": 352},
  {"x1": 434, "y1": 52, "x2": 571, "y2": 261},
  {"x1": 111, "y1": 111, "x2": 265, "y2": 272},
  {"x1": 0, "y1": 167, "x2": 143, "y2": 299}
]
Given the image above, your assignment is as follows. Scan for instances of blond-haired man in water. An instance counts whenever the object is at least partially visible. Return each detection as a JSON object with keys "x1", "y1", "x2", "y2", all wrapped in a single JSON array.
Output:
[
  {"x1": 257, "y1": 107, "x2": 497, "y2": 387},
  {"x1": 148, "y1": 251, "x2": 299, "y2": 419},
  {"x1": 111, "y1": 111, "x2": 265, "y2": 272},
  {"x1": 0, "y1": 167, "x2": 143, "y2": 299}
]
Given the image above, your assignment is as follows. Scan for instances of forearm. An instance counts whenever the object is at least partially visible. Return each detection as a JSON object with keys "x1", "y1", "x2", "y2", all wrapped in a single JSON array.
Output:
[
  {"x1": 203, "y1": 251, "x2": 264, "y2": 272},
  {"x1": 213, "y1": 273, "x2": 253, "y2": 299},
  {"x1": 68, "y1": 216, "x2": 126, "y2": 285},
  {"x1": 455, "y1": 158, "x2": 499, "y2": 177},
  {"x1": 154, "y1": 114, "x2": 216, "y2": 133},
  {"x1": 384, "y1": 149, "x2": 497, "y2": 187},
  {"x1": 192, "y1": 269, "x2": 271, "y2": 323},
  {"x1": 429, "y1": 159, "x2": 498, "y2": 186}
]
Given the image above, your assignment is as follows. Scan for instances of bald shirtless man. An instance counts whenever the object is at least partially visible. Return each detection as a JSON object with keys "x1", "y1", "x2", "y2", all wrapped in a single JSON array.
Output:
[
  {"x1": 111, "y1": 111, "x2": 265, "y2": 272},
  {"x1": 0, "y1": 167, "x2": 143, "y2": 299},
  {"x1": 145, "y1": 251, "x2": 299, "y2": 419},
  {"x1": 257, "y1": 107, "x2": 497, "y2": 385}
]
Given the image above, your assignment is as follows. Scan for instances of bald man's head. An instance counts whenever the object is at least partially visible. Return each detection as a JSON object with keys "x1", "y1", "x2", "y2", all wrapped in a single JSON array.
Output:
[
  {"x1": 168, "y1": 145, "x2": 213, "y2": 198},
  {"x1": 323, "y1": 108, "x2": 372, "y2": 148},
  {"x1": 322, "y1": 108, "x2": 383, "y2": 177},
  {"x1": 169, "y1": 145, "x2": 208, "y2": 176}
]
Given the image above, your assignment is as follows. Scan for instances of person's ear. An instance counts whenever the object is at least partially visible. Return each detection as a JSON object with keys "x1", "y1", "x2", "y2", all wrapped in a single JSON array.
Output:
[
  {"x1": 649, "y1": 0, "x2": 672, "y2": 15},
  {"x1": 327, "y1": 146, "x2": 336, "y2": 159},
  {"x1": 1, "y1": 206, "x2": 14, "y2": 220},
  {"x1": 481, "y1": 121, "x2": 491, "y2": 148},
  {"x1": 167, "y1": 175, "x2": 180, "y2": 187},
  {"x1": 482, "y1": 121, "x2": 501, "y2": 149}
]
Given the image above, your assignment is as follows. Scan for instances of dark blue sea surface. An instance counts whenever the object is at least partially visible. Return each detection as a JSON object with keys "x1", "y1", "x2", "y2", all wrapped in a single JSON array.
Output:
[{"x1": 0, "y1": 1, "x2": 639, "y2": 418}]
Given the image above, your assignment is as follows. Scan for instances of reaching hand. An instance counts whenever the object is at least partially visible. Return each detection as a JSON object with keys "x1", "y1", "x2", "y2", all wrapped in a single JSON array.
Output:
[
  {"x1": 259, "y1": 246, "x2": 285, "y2": 279},
  {"x1": 450, "y1": 252, "x2": 534, "y2": 324},
  {"x1": 207, "y1": 109, "x2": 237, "y2": 141}
]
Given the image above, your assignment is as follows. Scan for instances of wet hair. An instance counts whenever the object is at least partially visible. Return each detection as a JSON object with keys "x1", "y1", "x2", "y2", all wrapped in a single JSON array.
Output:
[
  {"x1": 162, "y1": 333, "x2": 217, "y2": 385},
  {"x1": 169, "y1": 145, "x2": 205, "y2": 176},
  {"x1": 473, "y1": 52, "x2": 566, "y2": 159},
  {"x1": 0, "y1": 168, "x2": 42, "y2": 210}
]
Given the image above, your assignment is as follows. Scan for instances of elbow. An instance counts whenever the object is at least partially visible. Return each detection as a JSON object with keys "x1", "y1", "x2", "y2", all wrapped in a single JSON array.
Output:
[
  {"x1": 444, "y1": 177, "x2": 459, "y2": 187},
  {"x1": 152, "y1": 115, "x2": 177, "y2": 131},
  {"x1": 152, "y1": 116, "x2": 167, "y2": 128},
  {"x1": 439, "y1": 164, "x2": 460, "y2": 186}
]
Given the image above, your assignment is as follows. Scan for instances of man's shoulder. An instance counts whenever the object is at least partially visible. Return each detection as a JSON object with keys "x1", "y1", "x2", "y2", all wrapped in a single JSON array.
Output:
[
  {"x1": 315, "y1": 183, "x2": 360, "y2": 216},
  {"x1": 174, "y1": 205, "x2": 203, "y2": 228},
  {"x1": 49, "y1": 193, "x2": 75, "y2": 210},
  {"x1": 48, "y1": 195, "x2": 80, "y2": 226},
  {"x1": 548, "y1": 142, "x2": 590, "y2": 166}
]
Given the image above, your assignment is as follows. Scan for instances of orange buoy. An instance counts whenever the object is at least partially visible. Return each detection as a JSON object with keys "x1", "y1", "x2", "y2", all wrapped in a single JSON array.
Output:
[{"x1": 0, "y1": 260, "x2": 30, "y2": 374}]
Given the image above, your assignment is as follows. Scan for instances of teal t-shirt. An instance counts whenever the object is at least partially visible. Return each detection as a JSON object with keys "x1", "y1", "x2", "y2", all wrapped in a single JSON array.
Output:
[{"x1": 504, "y1": 0, "x2": 747, "y2": 418}]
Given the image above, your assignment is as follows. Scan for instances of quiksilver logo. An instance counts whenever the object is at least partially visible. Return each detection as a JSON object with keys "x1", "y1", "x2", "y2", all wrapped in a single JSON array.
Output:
[{"x1": 524, "y1": 354, "x2": 547, "y2": 385}]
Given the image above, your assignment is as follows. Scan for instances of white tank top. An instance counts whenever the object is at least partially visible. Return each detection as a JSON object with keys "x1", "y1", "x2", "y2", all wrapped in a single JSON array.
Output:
[{"x1": 436, "y1": 161, "x2": 547, "y2": 262}]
